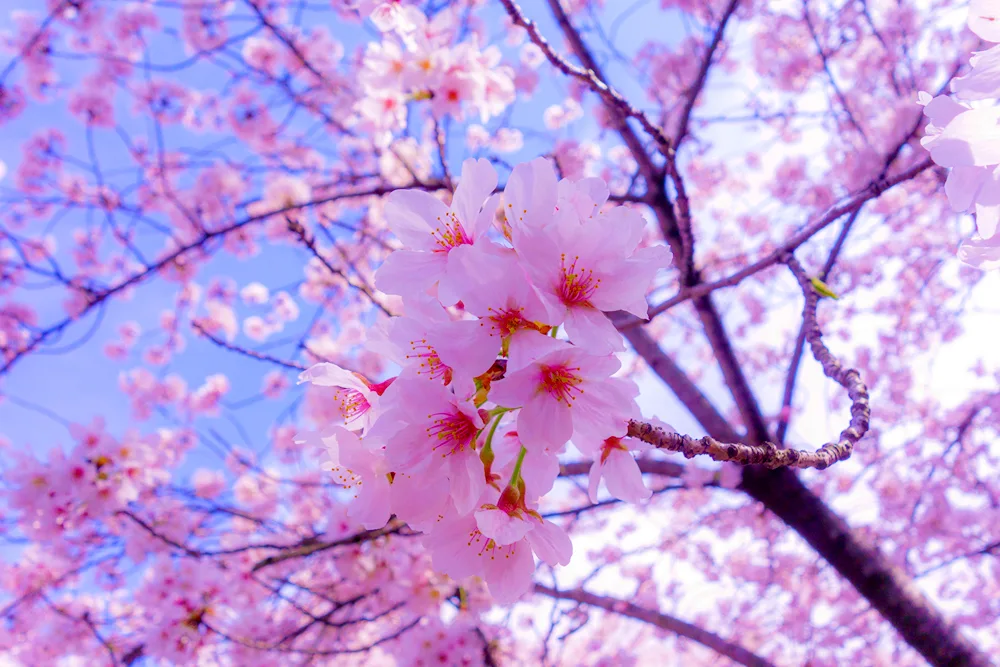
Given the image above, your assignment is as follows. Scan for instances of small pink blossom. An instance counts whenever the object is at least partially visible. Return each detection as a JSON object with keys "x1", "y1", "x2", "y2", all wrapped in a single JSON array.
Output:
[
  {"x1": 489, "y1": 336, "x2": 638, "y2": 452},
  {"x1": 321, "y1": 426, "x2": 391, "y2": 529},
  {"x1": 588, "y1": 436, "x2": 652, "y2": 504},
  {"x1": 376, "y1": 158, "x2": 500, "y2": 306},
  {"x1": 298, "y1": 363, "x2": 380, "y2": 432}
]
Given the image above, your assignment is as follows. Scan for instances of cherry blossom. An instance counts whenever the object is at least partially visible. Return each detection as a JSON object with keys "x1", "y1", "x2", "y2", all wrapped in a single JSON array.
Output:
[{"x1": 1, "y1": 1, "x2": 998, "y2": 665}]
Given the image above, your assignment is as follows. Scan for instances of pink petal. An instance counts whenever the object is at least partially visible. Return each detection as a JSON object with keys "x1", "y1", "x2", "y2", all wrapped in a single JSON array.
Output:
[
  {"x1": 930, "y1": 107, "x2": 1000, "y2": 168},
  {"x1": 521, "y1": 447, "x2": 561, "y2": 499},
  {"x1": 506, "y1": 331, "x2": 569, "y2": 370},
  {"x1": 384, "y1": 189, "x2": 452, "y2": 250},
  {"x1": 483, "y1": 540, "x2": 535, "y2": 603},
  {"x1": 958, "y1": 233, "x2": 1000, "y2": 269},
  {"x1": 563, "y1": 306, "x2": 625, "y2": 354},
  {"x1": 504, "y1": 157, "x2": 558, "y2": 237},
  {"x1": 375, "y1": 249, "x2": 447, "y2": 299},
  {"x1": 351, "y1": 474, "x2": 391, "y2": 529},
  {"x1": 448, "y1": 449, "x2": 486, "y2": 516},
  {"x1": 391, "y1": 472, "x2": 450, "y2": 532},
  {"x1": 588, "y1": 460, "x2": 603, "y2": 504},
  {"x1": 976, "y1": 202, "x2": 1000, "y2": 239},
  {"x1": 432, "y1": 316, "x2": 500, "y2": 382},
  {"x1": 518, "y1": 394, "x2": 573, "y2": 450},
  {"x1": 921, "y1": 95, "x2": 967, "y2": 128},
  {"x1": 970, "y1": 0, "x2": 1000, "y2": 42},
  {"x1": 945, "y1": 166, "x2": 988, "y2": 212},
  {"x1": 526, "y1": 519, "x2": 572, "y2": 567},
  {"x1": 451, "y1": 158, "x2": 498, "y2": 238},
  {"x1": 953, "y1": 45, "x2": 1000, "y2": 100},
  {"x1": 602, "y1": 449, "x2": 652, "y2": 504},
  {"x1": 297, "y1": 363, "x2": 368, "y2": 392},
  {"x1": 489, "y1": 365, "x2": 543, "y2": 408},
  {"x1": 427, "y1": 514, "x2": 486, "y2": 580},
  {"x1": 474, "y1": 508, "x2": 532, "y2": 546}
]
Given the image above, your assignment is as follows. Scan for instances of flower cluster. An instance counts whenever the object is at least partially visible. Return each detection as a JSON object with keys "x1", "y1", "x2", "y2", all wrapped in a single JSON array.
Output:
[
  {"x1": 7, "y1": 418, "x2": 182, "y2": 541},
  {"x1": 919, "y1": 0, "x2": 1000, "y2": 269},
  {"x1": 356, "y1": 6, "x2": 515, "y2": 141},
  {"x1": 299, "y1": 158, "x2": 670, "y2": 603}
]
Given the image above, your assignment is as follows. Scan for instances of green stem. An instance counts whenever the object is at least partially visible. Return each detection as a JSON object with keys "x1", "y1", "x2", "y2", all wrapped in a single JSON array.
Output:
[
  {"x1": 488, "y1": 405, "x2": 513, "y2": 419},
  {"x1": 509, "y1": 445, "x2": 528, "y2": 487},
  {"x1": 481, "y1": 411, "x2": 504, "y2": 459}
]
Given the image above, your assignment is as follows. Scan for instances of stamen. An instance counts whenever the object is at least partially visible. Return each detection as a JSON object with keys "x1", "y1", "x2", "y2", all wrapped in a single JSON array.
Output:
[
  {"x1": 333, "y1": 388, "x2": 370, "y2": 424},
  {"x1": 558, "y1": 253, "x2": 600, "y2": 306},
  {"x1": 488, "y1": 306, "x2": 529, "y2": 337},
  {"x1": 538, "y1": 364, "x2": 584, "y2": 405},
  {"x1": 425, "y1": 411, "x2": 478, "y2": 455},
  {"x1": 406, "y1": 339, "x2": 451, "y2": 382},
  {"x1": 431, "y1": 211, "x2": 472, "y2": 252}
]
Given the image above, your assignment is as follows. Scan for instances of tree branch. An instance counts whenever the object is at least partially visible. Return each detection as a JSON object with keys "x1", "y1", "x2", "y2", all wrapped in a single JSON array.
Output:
[
  {"x1": 534, "y1": 584, "x2": 775, "y2": 667},
  {"x1": 674, "y1": 0, "x2": 741, "y2": 145}
]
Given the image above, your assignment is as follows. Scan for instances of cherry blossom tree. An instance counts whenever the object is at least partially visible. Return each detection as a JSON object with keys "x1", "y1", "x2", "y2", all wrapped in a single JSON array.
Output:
[{"x1": 0, "y1": 0, "x2": 997, "y2": 665}]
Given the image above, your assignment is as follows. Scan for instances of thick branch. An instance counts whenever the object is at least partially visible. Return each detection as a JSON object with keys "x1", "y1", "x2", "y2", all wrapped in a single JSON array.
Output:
[
  {"x1": 622, "y1": 310, "x2": 988, "y2": 665},
  {"x1": 534, "y1": 584, "x2": 774, "y2": 667},
  {"x1": 624, "y1": 254, "x2": 869, "y2": 470}
]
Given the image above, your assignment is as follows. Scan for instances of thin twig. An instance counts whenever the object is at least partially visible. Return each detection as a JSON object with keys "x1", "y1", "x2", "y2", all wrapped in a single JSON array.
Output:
[{"x1": 535, "y1": 584, "x2": 775, "y2": 667}]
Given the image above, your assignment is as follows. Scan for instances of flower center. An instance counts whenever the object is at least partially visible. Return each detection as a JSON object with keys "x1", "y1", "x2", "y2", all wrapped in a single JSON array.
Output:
[
  {"x1": 406, "y1": 338, "x2": 452, "y2": 383},
  {"x1": 538, "y1": 364, "x2": 583, "y2": 405},
  {"x1": 599, "y1": 436, "x2": 629, "y2": 464},
  {"x1": 431, "y1": 211, "x2": 472, "y2": 252},
  {"x1": 426, "y1": 411, "x2": 478, "y2": 455},
  {"x1": 334, "y1": 388, "x2": 370, "y2": 424},
  {"x1": 488, "y1": 306, "x2": 529, "y2": 337},
  {"x1": 558, "y1": 254, "x2": 599, "y2": 306}
]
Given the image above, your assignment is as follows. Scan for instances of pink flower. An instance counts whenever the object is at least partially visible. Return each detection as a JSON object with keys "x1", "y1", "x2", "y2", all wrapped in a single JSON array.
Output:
[
  {"x1": 192, "y1": 469, "x2": 225, "y2": 498},
  {"x1": 489, "y1": 336, "x2": 638, "y2": 452},
  {"x1": 508, "y1": 163, "x2": 669, "y2": 352},
  {"x1": 448, "y1": 244, "x2": 552, "y2": 368},
  {"x1": 588, "y1": 436, "x2": 652, "y2": 504},
  {"x1": 919, "y1": 93, "x2": 1000, "y2": 239},
  {"x1": 370, "y1": 296, "x2": 497, "y2": 396},
  {"x1": 428, "y1": 504, "x2": 572, "y2": 604},
  {"x1": 376, "y1": 158, "x2": 500, "y2": 306},
  {"x1": 297, "y1": 363, "x2": 380, "y2": 432},
  {"x1": 502, "y1": 157, "x2": 559, "y2": 242},
  {"x1": 360, "y1": 0, "x2": 422, "y2": 33},
  {"x1": 321, "y1": 426, "x2": 391, "y2": 529},
  {"x1": 943, "y1": 166, "x2": 1000, "y2": 239},
  {"x1": 474, "y1": 484, "x2": 532, "y2": 546},
  {"x1": 375, "y1": 379, "x2": 486, "y2": 514},
  {"x1": 958, "y1": 232, "x2": 1000, "y2": 270},
  {"x1": 431, "y1": 70, "x2": 474, "y2": 119}
]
